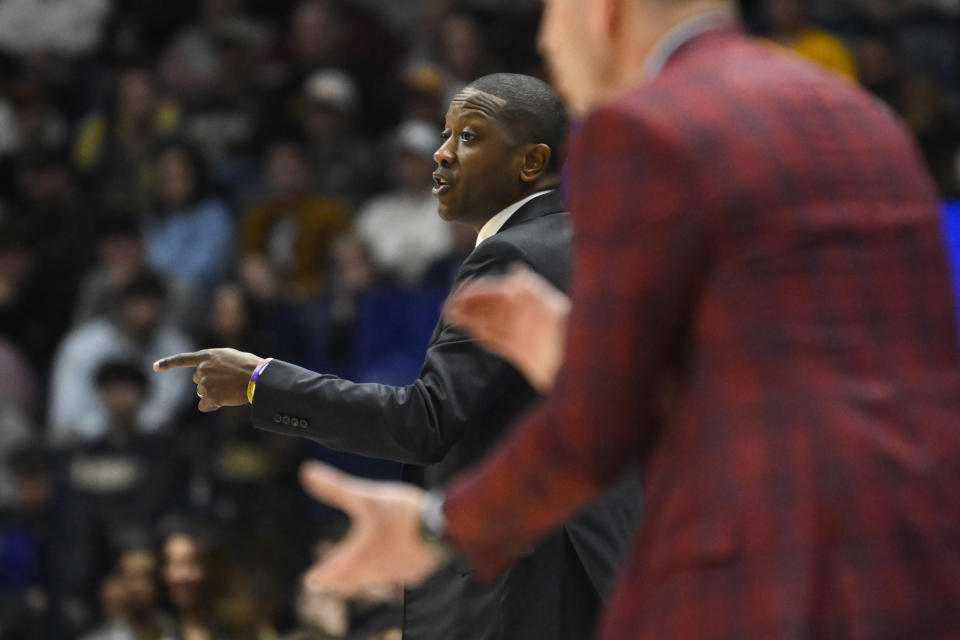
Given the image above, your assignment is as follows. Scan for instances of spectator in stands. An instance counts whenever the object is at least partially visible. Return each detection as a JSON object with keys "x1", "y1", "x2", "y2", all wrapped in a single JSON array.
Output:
[
  {"x1": 7, "y1": 149, "x2": 95, "y2": 357},
  {"x1": 240, "y1": 140, "x2": 351, "y2": 299},
  {"x1": 47, "y1": 272, "x2": 194, "y2": 445},
  {"x1": 0, "y1": 335, "x2": 39, "y2": 420},
  {"x1": 206, "y1": 282, "x2": 265, "y2": 354},
  {"x1": 58, "y1": 360, "x2": 186, "y2": 613},
  {"x1": 160, "y1": 527, "x2": 274, "y2": 640},
  {"x1": 900, "y1": 77, "x2": 960, "y2": 196},
  {"x1": 436, "y1": 11, "x2": 494, "y2": 104},
  {"x1": 74, "y1": 65, "x2": 181, "y2": 214},
  {"x1": 290, "y1": 0, "x2": 347, "y2": 74},
  {"x1": 14, "y1": 148, "x2": 93, "y2": 270},
  {"x1": 400, "y1": 63, "x2": 447, "y2": 124},
  {"x1": 0, "y1": 218, "x2": 81, "y2": 369},
  {"x1": 763, "y1": 0, "x2": 859, "y2": 80},
  {"x1": 0, "y1": 399, "x2": 32, "y2": 508},
  {"x1": 82, "y1": 571, "x2": 127, "y2": 640},
  {"x1": 0, "y1": 0, "x2": 112, "y2": 59},
  {"x1": 74, "y1": 216, "x2": 198, "y2": 331},
  {"x1": 298, "y1": 69, "x2": 378, "y2": 207},
  {"x1": 355, "y1": 120, "x2": 454, "y2": 288},
  {"x1": 143, "y1": 140, "x2": 234, "y2": 294},
  {"x1": 0, "y1": 445, "x2": 64, "y2": 638},
  {"x1": 81, "y1": 547, "x2": 175, "y2": 640},
  {"x1": 6, "y1": 82, "x2": 68, "y2": 156},
  {"x1": 176, "y1": 17, "x2": 269, "y2": 200},
  {"x1": 854, "y1": 28, "x2": 903, "y2": 107},
  {"x1": 0, "y1": 223, "x2": 38, "y2": 355},
  {"x1": 160, "y1": 0, "x2": 267, "y2": 101}
]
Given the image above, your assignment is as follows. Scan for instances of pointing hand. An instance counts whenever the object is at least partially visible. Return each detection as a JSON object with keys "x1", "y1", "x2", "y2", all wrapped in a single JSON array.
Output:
[{"x1": 154, "y1": 348, "x2": 265, "y2": 412}]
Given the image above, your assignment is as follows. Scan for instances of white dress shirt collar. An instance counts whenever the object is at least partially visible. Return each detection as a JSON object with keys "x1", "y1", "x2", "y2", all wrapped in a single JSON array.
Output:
[
  {"x1": 641, "y1": 10, "x2": 738, "y2": 83},
  {"x1": 475, "y1": 190, "x2": 553, "y2": 247}
]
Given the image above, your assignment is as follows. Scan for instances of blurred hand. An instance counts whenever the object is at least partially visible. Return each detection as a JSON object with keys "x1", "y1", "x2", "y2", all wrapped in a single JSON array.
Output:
[
  {"x1": 153, "y1": 348, "x2": 264, "y2": 412},
  {"x1": 299, "y1": 462, "x2": 445, "y2": 597},
  {"x1": 444, "y1": 264, "x2": 571, "y2": 393}
]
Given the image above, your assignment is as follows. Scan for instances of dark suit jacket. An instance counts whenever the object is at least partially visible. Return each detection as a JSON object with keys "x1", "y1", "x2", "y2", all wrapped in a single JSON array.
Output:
[
  {"x1": 251, "y1": 190, "x2": 639, "y2": 639},
  {"x1": 443, "y1": 25, "x2": 960, "y2": 640}
]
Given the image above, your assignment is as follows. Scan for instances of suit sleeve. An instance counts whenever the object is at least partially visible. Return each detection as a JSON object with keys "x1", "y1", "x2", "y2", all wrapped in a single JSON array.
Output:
[
  {"x1": 249, "y1": 240, "x2": 534, "y2": 464},
  {"x1": 444, "y1": 105, "x2": 709, "y2": 578}
]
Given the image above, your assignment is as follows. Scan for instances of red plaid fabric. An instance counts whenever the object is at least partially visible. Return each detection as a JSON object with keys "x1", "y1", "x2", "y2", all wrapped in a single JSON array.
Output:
[{"x1": 445, "y1": 27, "x2": 960, "y2": 639}]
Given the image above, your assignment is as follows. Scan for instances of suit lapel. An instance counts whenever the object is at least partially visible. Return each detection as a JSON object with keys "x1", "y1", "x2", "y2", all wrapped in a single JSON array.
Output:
[{"x1": 497, "y1": 190, "x2": 567, "y2": 235}]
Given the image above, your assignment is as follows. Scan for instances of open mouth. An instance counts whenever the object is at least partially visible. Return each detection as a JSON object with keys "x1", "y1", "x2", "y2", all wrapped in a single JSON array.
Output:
[{"x1": 432, "y1": 172, "x2": 453, "y2": 196}]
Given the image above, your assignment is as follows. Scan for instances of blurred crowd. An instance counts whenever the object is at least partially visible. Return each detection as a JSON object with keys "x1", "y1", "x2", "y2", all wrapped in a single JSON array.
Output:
[{"x1": 0, "y1": 0, "x2": 957, "y2": 638}]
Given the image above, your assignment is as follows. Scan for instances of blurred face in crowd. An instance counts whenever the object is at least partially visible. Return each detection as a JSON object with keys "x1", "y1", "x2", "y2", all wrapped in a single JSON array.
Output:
[
  {"x1": 100, "y1": 379, "x2": 145, "y2": 425},
  {"x1": 121, "y1": 293, "x2": 164, "y2": 340},
  {"x1": 101, "y1": 572, "x2": 127, "y2": 620},
  {"x1": 441, "y1": 14, "x2": 484, "y2": 80},
  {"x1": 211, "y1": 283, "x2": 247, "y2": 341},
  {"x1": 0, "y1": 244, "x2": 34, "y2": 304},
  {"x1": 267, "y1": 144, "x2": 309, "y2": 195},
  {"x1": 13, "y1": 89, "x2": 50, "y2": 142},
  {"x1": 118, "y1": 70, "x2": 157, "y2": 125},
  {"x1": 331, "y1": 235, "x2": 375, "y2": 292},
  {"x1": 158, "y1": 149, "x2": 196, "y2": 209},
  {"x1": 433, "y1": 88, "x2": 533, "y2": 228},
  {"x1": 13, "y1": 471, "x2": 48, "y2": 514},
  {"x1": 20, "y1": 163, "x2": 72, "y2": 208},
  {"x1": 117, "y1": 550, "x2": 159, "y2": 616},
  {"x1": 304, "y1": 102, "x2": 348, "y2": 143},
  {"x1": 100, "y1": 233, "x2": 143, "y2": 280},
  {"x1": 855, "y1": 37, "x2": 899, "y2": 94},
  {"x1": 216, "y1": 43, "x2": 252, "y2": 88},
  {"x1": 292, "y1": 0, "x2": 343, "y2": 66},
  {"x1": 395, "y1": 150, "x2": 434, "y2": 193},
  {"x1": 162, "y1": 534, "x2": 207, "y2": 611}
]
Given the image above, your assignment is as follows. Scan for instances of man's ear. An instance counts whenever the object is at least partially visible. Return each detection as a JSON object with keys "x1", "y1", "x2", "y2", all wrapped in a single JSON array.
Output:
[{"x1": 519, "y1": 143, "x2": 551, "y2": 183}]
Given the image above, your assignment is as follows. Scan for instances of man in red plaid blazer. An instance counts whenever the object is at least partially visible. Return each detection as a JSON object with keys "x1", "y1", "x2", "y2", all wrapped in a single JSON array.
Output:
[{"x1": 297, "y1": 0, "x2": 960, "y2": 637}]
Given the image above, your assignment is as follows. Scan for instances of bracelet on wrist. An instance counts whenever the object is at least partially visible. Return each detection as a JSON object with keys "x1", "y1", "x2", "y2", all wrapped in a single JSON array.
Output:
[{"x1": 246, "y1": 357, "x2": 274, "y2": 404}]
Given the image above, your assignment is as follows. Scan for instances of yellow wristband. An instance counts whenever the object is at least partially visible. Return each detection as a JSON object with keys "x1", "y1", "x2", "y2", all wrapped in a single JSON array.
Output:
[{"x1": 246, "y1": 358, "x2": 274, "y2": 404}]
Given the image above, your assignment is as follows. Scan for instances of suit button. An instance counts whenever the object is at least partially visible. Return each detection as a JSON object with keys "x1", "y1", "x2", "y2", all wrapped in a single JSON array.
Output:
[
  {"x1": 290, "y1": 418, "x2": 300, "y2": 428},
  {"x1": 282, "y1": 416, "x2": 290, "y2": 425},
  {"x1": 301, "y1": 419, "x2": 309, "y2": 429},
  {"x1": 273, "y1": 414, "x2": 281, "y2": 424}
]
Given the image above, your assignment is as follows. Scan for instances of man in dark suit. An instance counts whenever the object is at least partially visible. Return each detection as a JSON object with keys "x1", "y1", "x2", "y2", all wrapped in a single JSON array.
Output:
[
  {"x1": 155, "y1": 73, "x2": 638, "y2": 639},
  {"x1": 293, "y1": 0, "x2": 960, "y2": 638}
]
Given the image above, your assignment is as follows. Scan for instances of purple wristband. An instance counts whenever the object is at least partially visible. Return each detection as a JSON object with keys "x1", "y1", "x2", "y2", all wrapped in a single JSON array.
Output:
[
  {"x1": 246, "y1": 358, "x2": 273, "y2": 403},
  {"x1": 251, "y1": 358, "x2": 273, "y2": 382}
]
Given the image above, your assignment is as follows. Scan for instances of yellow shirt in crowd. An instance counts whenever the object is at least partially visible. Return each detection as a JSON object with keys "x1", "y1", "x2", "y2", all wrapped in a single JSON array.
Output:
[{"x1": 768, "y1": 28, "x2": 859, "y2": 82}]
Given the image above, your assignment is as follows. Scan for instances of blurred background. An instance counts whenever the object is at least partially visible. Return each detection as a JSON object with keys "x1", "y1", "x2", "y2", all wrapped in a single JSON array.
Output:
[{"x1": 0, "y1": 0, "x2": 957, "y2": 638}]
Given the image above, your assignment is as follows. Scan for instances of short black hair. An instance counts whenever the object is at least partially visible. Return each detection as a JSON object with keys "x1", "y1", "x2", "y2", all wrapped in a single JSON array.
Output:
[
  {"x1": 95, "y1": 359, "x2": 148, "y2": 392},
  {"x1": 466, "y1": 73, "x2": 570, "y2": 175},
  {"x1": 96, "y1": 214, "x2": 141, "y2": 241},
  {"x1": 119, "y1": 270, "x2": 167, "y2": 302}
]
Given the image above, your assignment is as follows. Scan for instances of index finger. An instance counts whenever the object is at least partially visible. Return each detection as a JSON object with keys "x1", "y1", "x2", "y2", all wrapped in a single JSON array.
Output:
[{"x1": 153, "y1": 350, "x2": 210, "y2": 371}]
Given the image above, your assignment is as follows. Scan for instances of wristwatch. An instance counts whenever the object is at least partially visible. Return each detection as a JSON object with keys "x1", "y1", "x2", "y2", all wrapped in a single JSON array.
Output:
[{"x1": 420, "y1": 490, "x2": 456, "y2": 561}]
